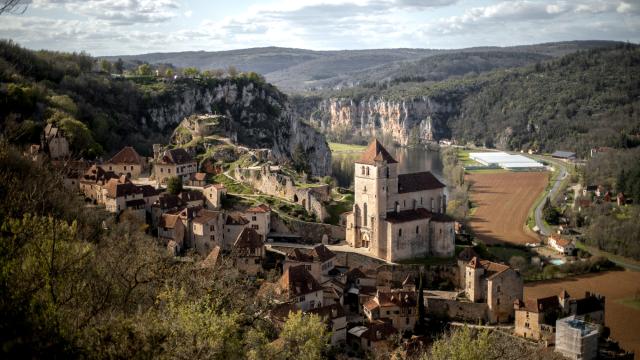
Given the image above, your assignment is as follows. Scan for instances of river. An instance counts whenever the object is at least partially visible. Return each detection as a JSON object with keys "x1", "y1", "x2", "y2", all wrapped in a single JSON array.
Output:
[{"x1": 331, "y1": 145, "x2": 444, "y2": 188}]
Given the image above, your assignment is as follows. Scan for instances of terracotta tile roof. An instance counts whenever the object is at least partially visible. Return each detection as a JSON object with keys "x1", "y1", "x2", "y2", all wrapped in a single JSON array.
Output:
[
  {"x1": 233, "y1": 228, "x2": 264, "y2": 250},
  {"x1": 159, "y1": 148, "x2": 194, "y2": 165},
  {"x1": 385, "y1": 208, "x2": 431, "y2": 224},
  {"x1": 549, "y1": 233, "x2": 572, "y2": 247},
  {"x1": 160, "y1": 213, "x2": 181, "y2": 229},
  {"x1": 201, "y1": 246, "x2": 221, "y2": 269},
  {"x1": 192, "y1": 172, "x2": 207, "y2": 181},
  {"x1": 358, "y1": 139, "x2": 397, "y2": 165},
  {"x1": 376, "y1": 291, "x2": 417, "y2": 308},
  {"x1": 154, "y1": 193, "x2": 186, "y2": 209},
  {"x1": 226, "y1": 212, "x2": 249, "y2": 225},
  {"x1": 107, "y1": 146, "x2": 143, "y2": 165},
  {"x1": 247, "y1": 203, "x2": 271, "y2": 213},
  {"x1": 105, "y1": 179, "x2": 142, "y2": 198},
  {"x1": 522, "y1": 296, "x2": 560, "y2": 313},
  {"x1": 398, "y1": 171, "x2": 445, "y2": 193},
  {"x1": 363, "y1": 299, "x2": 379, "y2": 311},
  {"x1": 479, "y1": 259, "x2": 512, "y2": 280},
  {"x1": 307, "y1": 303, "x2": 345, "y2": 320},
  {"x1": 192, "y1": 209, "x2": 220, "y2": 224},
  {"x1": 279, "y1": 265, "x2": 322, "y2": 297},
  {"x1": 287, "y1": 244, "x2": 336, "y2": 263}
]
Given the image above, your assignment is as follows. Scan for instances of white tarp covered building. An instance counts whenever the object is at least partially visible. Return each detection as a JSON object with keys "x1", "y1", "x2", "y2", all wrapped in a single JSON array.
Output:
[{"x1": 469, "y1": 152, "x2": 544, "y2": 170}]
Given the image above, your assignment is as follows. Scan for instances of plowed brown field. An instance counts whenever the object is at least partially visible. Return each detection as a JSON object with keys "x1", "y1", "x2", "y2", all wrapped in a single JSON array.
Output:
[
  {"x1": 467, "y1": 172, "x2": 548, "y2": 245},
  {"x1": 525, "y1": 270, "x2": 640, "y2": 356}
]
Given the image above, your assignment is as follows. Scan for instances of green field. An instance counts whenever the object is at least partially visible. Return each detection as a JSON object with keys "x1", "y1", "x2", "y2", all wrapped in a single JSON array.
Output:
[
  {"x1": 328, "y1": 142, "x2": 367, "y2": 153},
  {"x1": 617, "y1": 297, "x2": 640, "y2": 311}
]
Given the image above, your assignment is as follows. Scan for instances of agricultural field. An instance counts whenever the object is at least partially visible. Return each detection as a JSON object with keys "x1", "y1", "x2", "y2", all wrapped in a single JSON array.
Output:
[
  {"x1": 467, "y1": 172, "x2": 549, "y2": 245},
  {"x1": 525, "y1": 270, "x2": 640, "y2": 356}
]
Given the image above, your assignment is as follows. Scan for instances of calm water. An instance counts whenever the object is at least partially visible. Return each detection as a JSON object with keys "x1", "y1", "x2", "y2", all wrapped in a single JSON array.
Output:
[{"x1": 331, "y1": 145, "x2": 444, "y2": 188}]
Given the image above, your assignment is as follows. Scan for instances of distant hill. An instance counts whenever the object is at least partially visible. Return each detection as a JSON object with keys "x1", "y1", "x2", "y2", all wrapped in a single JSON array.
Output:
[{"x1": 102, "y1": 41, "x2": 623, "y2": 93}]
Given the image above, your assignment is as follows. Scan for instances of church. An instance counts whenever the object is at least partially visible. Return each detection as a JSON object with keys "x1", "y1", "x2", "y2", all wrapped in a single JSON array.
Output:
[{"x1": 345, "y1": 139, "x2": 455, "y2": 262}]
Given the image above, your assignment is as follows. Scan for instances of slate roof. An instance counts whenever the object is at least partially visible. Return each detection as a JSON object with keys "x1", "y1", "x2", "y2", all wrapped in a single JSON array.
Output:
[
  {"x1": 287, "y1": 244, "x2": 336, "y2": 263},
  {"x1": 397, "y1": 171, "x2": 445, "y2": 193},
  {"x1": 385, "y1": 208, "x2": 431, "y2": 224},
  {"x1": 139, "y1": 185, "x2": 161, "y2": 198},
  {"x1": 192, "y1": 209, "x2": 220, "y2": 224},
  {"x1": 226, "y1": 212, "x2": 249, "y2": 225},
  {"x1": 279, "y1": 265, "x2": 322, "y2": 297},
  {"x1": 307, "y1": 303, "x2": 346, "y2": 320},
  {"x1": 160, "y1": 148, "x2": 194, "y2": 165},
  {"x1": 234, "y1": 228, "x2": 264, "y2": 250},
  {"x1": 551, "y1": 151, "x2": 576, "y2": 159},
  {"x1": 107, "y1": 146, "x2": 143, "y2": 165},
  {"x1": 179, "y1": 190, "x2": 204, "y2": 203},
  {"x1": 358, "y1": 139, "x2": 397, "y2": 165},
  {"x1": 154, "y1": 193, "x2": 186, "y2": 209}
]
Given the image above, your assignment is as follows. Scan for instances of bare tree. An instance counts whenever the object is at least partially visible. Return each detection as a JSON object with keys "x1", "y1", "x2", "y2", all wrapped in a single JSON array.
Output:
[{"x1": 1, "y1": 0, "x2": 27, "y2": 15}]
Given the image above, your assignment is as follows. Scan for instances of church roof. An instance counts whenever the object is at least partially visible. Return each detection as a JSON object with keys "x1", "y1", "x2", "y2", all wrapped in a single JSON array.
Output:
[
  {"x1": 107, "y1": 146, "x2": 143, "y2": 165},
  {"x1": 398, "y1": 172, "x2": 445, "y2": 193},
  {"x1": 385, "y1": 208, "x2": 431, "y2": 224},
  {"x1": 358, "y1": 139, "x2": 397, "y2": 165}
]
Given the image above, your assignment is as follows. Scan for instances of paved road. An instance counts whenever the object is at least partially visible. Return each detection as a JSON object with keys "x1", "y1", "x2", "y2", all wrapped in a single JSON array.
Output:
[{"x1": 533, "y1": 159, "x2": 568, "y2": 236}]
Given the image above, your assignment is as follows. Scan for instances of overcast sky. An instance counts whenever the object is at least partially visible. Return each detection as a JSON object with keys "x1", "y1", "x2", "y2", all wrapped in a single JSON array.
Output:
[{"x1": 1, "y1": 0, "x2": 639, "y2": 56}]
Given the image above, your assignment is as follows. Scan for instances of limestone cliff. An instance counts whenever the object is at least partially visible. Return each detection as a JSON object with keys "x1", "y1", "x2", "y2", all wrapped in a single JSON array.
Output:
[
  {"x1": 308, "y1": 97, "x2": 457, "y2": 145},
  {"x1": 144, "y1": 79, "x2": 331, "y2": 176}
]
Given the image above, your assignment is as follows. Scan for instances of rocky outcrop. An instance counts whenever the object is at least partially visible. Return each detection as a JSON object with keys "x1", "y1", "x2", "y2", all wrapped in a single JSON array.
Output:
[
  {"x1": 309, "y1": 97, "x2": 457, "y2": 145},
  {"x1": 145, "y1": 79, "x2": 331, "y2": 176}
]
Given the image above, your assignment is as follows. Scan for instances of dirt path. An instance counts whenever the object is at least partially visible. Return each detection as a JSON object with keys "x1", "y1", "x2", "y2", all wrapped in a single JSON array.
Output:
[
  {"x1": 467, "y1": 172, "x2": 548, "y2": 245},
  {"x1": 525, "y1": 270, "x2": 640, "y2": 356}
]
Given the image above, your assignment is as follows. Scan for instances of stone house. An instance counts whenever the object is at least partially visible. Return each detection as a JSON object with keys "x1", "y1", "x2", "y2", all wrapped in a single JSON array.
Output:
[
  {"x1": 284, "y1": 244, "x2": 337, "y2": 283},
  {"x1": 42, "y1": 124, "x2": 70, "y2": 160},
  {"x1": 346, "y1": 139, "x2": 455, "y2": 262},
  {"x1": 188, "y1": 172, "x2": 208, "y2": 187},
  {"x1": 514, "y1": 295, "x2": 561, "y2": 341},
  {"x1": 150, "y1": 193, "x2": 187, "y2": 229},
  {"x1": 307, "y1": 304, "x2": 347, "y2": 346},
  {"x1": 277, "y1": 265, "x2": 324, "y2": 311},
  {"x1": 103, "y1": 146, "x2": 145, "y2": 179},
  {"x1": 344, "y1": 268, "x2": 378, "y2": 314},
  {"x1": 363, "y1": 289, "x2": 418, "y2": 332},
  {"x1": 154, "y1": 148, "x2": 198, "y2": 185},
  {"x1": 191, "y1": 209, "x2": 224, "y2": 256},
  {"x1": 555, "y1": 315, "x2": 599, "y2": 360},
  {"x1": 348, "y1": 322, "x2": 398, "y2": 354},
  {"x1": 548, "y1": 234, "x2": 575, "y2": 255},
  {"x1": 139, "y1": 185, "x2": 161, "y2": 213},
  {"x1": 203, "y1": 183, "x2": 226, "y2": 210},
  {"x1": 223, "y1": 212, "x2": 249, "y2": 251},
  {"x1": 159, "y1": 213, "x2": 185, "y2": 255},
  {"x1": 179, "y1": 190, "x2": 205, "y2": 208},
  {"x1": 465, "y1": 257, "x2": 523, "y2": 323},
  {"x1": 103, "y1": 178, "x2": 145, "y2": 217},
  {"x1": 232, "y1": 227, "x2": 265, "y2": 276},
  {"x1": 245, "y1": 203, "x2": 271, "y2": 237},
  {"x1": 80, "y1": 165, "x2": 119, "y2": 203}
]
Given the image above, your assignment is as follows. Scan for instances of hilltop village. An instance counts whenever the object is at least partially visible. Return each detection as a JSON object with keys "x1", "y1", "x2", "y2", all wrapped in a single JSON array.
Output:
[{"x1": 29, "y1": 123, "x2": 633, "y2": 360}]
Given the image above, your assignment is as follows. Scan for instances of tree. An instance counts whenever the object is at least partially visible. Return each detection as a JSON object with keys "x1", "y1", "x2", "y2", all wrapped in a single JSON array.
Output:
[
  {"x1": 166, "y1": 176, "x2": 183, "y2": 195},
  {"x1": 115, "y1": 58, "x2": 124, "y2": 74},
  {"x1": 292, "y1": 143, "x2": 311, "y2": 175},
  {"x1": 100, "y1": 59, "x2": 111, "y2": 73},
  {"x1": 275, "y1": 311, "x2": 328, "y2": 360},
  {"x1": 183, "y1": 67, "x2": 199, "y2": 78},
  {"x1": 415, "y1": 272, "x2": 426, "y2": 334},
  {"x1": 165, "y1": 68, "x2": 174, "y2": 78},
  {"x1": 137, "y1": 63, "x2": 152, "y2": 76}
]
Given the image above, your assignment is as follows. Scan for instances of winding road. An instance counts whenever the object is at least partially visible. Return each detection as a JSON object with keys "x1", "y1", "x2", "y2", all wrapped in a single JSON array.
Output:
[{"x1": 533, "y1": 159, "x2": 568, "y2": 236}]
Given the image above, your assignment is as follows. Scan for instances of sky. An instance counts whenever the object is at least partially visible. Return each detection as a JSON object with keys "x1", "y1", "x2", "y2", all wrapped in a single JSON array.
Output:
[{"x1": 0, "y1": 0, "x2": 639, "y2": 56}]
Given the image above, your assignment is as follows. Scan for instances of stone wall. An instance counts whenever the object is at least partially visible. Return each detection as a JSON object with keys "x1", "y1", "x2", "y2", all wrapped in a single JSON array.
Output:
[
  {"x1": 426, "y1": 297, "x2": 488, "y2": 323},
  {"x1": 271, "y1": 213, "x2": 345, "y2": 244},
  {"x1": 234, "y1": 165, "x2": 329, "y2": 221},
  {"x1": 376, "y1": 263, "x2": 459, "y2": 289}
]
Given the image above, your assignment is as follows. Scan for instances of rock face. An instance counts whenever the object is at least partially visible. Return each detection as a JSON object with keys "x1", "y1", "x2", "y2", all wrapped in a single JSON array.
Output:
[
  {"x1": 145, "y1": 79, "x2": 331, "y2": 176},
  {"x1": 309, "y1": 97, "x2": 457, "y2": 145}
]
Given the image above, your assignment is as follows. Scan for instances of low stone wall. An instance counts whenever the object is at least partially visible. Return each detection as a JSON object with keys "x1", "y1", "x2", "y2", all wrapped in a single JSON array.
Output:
[
  {"x1": 376, "y1": 263, "x2": 459, "y2": 289},
  {"x1": 271, "y1": 214, "x2": 345, "y2": 244},
  {"x1": 427, "y1": 297, "x2": 488, "y2": 323},
  {"x1": 234, "y1": 165, "x2": 329, "y2": 220}
]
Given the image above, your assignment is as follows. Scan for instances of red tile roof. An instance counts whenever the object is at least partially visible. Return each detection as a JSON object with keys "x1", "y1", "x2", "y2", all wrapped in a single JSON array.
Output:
[
  {"x1": 398, "y1": 172, "x2": 445, "y2": 193},
  {"x1": 287, "y1": 244, "x2": 336, "y2": 263},
  {"x1": 226, "y1": 212, "x2": 249, "y2": 225},
  {"x1": 105, "y1": 179, "x2": 142, "y2": 198},
  {"x1": 521, "y1": 295, "x2": 560, "y2": 313},
  {"x1": 107, "y1": 146, "x2": 143, "y2": 165},
  {"x1": 358, "y1": 139, "x2": 397, "y2": 165},
  {"x1": 247, "y1": 203, "x2": 271, "y2": 213},
  {"x1": 192, "y1": 209, "x2": 220, "y2": 224},
  {"x1": 279, "y1": 265, "x2": 322, "y2": 297}
]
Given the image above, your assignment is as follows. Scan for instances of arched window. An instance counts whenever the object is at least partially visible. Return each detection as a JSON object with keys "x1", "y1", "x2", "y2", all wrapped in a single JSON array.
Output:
[{"x1": 363, "y1": 203, "x2": 368, "y2": 226}]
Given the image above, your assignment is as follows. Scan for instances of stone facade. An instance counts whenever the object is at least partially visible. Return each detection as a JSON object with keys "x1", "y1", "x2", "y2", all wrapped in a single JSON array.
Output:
[
  {"x1": 153, "y1": 147, "x2": 198, "y2": 185},
  {"x1": 346, "y1": 139, "x2": 455, "y2": 262}
]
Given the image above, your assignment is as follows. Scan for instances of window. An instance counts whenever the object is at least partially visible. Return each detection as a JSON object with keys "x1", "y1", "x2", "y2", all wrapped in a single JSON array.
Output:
[
  {"x1": 406, "y1": 317, "x2": 409, "y2": 325},
  {"x1": 366, "y1": 167, "x2": 370, "y2": 176},
  {"x1": 161, "y1": 168, "x2": 164, "y2": 173},
  {"x1": 252, "y1": 216, "x2": 257, "y2": 221},
  {"x1": 210, "y1": 225, "x2": 215, "y2": 231},
  {"x1": 252, "y1": 225, "x2": 259, "y2": 230},
  {"x1": 109, "y1": 166, "x2": 112, "y2": 170},
  {"x1": 497, "y1": 298, "x2": 500, "y2": 305},
  {"x1": 363, "y1": 203, "x2": 368, "y2": 226},
  {"x1": 210, "y1": 235, "x2": 215, "y2": 241},
  {"x1": 398, "y1": 229, "x2": 402, "y2": 237},
  {"x1": 168, "y1": 169, "x2": 171, "y2": 174},
  {"x1": 430, "y1": 198, "x2": 434, "y2": 211},
  {"x1": 497, "y1": 285, "x2": 501, "y2": 292},
  {"x1": 361, "y1": 166, "x2": 365, "y2": 175},
  {"x1": 386, "y1": 311, "x2": 390, "y2": 315},
  {"x1": 416, "y1": 226, "x2": 419, "y2": 234},
  {"x1": 386, "y1": 167, "x2": 390, "y2": 178},
  {"x1": 300, "y1": 295, "x2": 305, "y2": 302}
]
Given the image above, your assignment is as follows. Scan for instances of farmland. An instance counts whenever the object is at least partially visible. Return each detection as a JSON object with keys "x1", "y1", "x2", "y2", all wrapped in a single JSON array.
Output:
[
  {"x1": 525, "y1": 270, "x2": 640, "y2": 356},
  {"x1": 467, "y1": 172, "x2": 549, "y2": 245}
]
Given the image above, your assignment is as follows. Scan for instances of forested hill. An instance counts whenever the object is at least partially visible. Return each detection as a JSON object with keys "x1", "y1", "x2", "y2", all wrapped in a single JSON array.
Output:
[
  {"x1": 305, "y1": 44, "x2": 640, "y2": 156},
  {"x1": 0, "y1": 40, "x2": 331, "y2": 174}
]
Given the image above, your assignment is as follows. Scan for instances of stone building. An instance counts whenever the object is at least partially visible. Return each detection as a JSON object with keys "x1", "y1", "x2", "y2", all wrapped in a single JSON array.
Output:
[
  {"x1": 555, "y1": 315, "x2": 599, "y2": 360},
  {"x1": 245, "y1": 203, "x2": 271, "y2": 237},
  {"x1": 203, "y1": 183, "x2": 226, "y2": 210},
  {"x1": 363, "y1": 289, "x2": 418, "y2": 332},
  {"x1": 284, "y1": 244, "x2": 337, "y2": 283},
  {"x1": 232, "y1": 227, "x2": 265, "y2": 276},
  {"x1": 104, "y1": 146, "x2": 145, "y2": 179},
  {"x1": 190, "y1": 209, "x2": 224, "y2": 256},
  {"x1": 277, "y1": 265, "x2": 324, "y2": 311},
  {"x1": 42, "y1": 124, "x2": 70, "y2": 159},
  {"x1": 345, "y1": 139, "x2": 455, "y2": 262},
  {"x1": 465, "y1": 257, "x2": 523, "y2": 323},
  {"x1": 154, "y1": 148, "x2": 198, "y2": 185}
]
